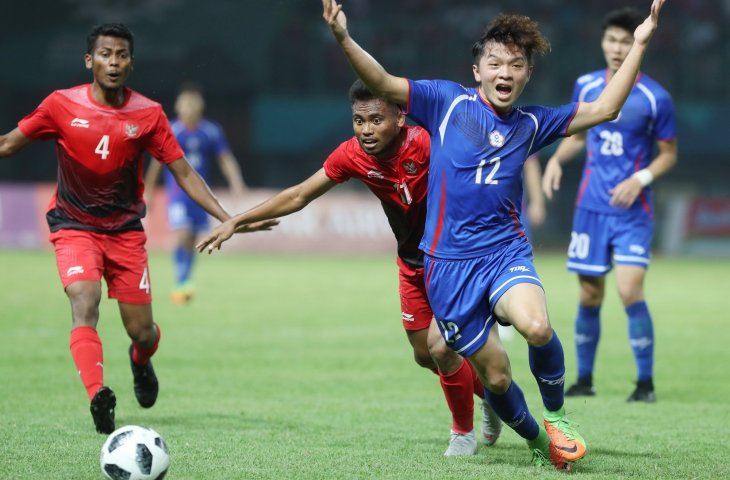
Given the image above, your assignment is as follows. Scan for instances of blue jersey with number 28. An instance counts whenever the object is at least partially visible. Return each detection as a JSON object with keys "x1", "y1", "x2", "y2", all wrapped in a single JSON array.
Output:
[
  {"x1": 571, "y1": 70, "x2": 676, "y2": 216},
  {"x1": 406, "y1": 79, "x2": 578, "y2": 259}
]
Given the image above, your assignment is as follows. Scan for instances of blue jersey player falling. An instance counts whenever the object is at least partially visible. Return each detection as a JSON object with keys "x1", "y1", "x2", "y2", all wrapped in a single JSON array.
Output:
[
  {"x1": 145, "y1": 85, "x2": 246, "y2": 304},
  {"x1": 543, "y1": 7, "x2": 677, "y2": 403},
  {"x1": 323, "y1": 0, "x2": 667, "y2": 469}
]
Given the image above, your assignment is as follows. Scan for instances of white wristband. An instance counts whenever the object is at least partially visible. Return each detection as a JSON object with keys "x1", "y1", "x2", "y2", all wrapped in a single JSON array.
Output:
[{"x1": 632, "y1": 168, "x2": 654, "y2": 187}]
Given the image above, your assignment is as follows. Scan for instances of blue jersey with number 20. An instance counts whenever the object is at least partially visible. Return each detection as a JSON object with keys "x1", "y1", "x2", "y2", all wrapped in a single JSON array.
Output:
[{"x1": 406, "y1": 79, "x2": 578, "y2": 259}]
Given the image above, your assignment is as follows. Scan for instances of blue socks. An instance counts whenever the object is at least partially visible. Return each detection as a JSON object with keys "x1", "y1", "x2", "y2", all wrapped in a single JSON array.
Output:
[
  {"x1": 484, "y1": 381, "x2": 539, "y2": 440},
  {"x1": 173, "y1": 246, "x2": 193, "y2": 287},
  {"x1": 626, "y1": 301, "x2": 654, "y2": 381},
  {"x1": 529, "y1": 331, "x2": 565, "y2": 412},
  {"x1": 574, "y1": 305, "x2": 601, "y2": 379}
]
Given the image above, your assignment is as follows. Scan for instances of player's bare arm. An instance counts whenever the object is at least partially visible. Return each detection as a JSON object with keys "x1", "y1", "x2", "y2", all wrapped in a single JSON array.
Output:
[
  {"x1": 567, "y1": 0, "x2": 665, "y2": 135},
  {"x1": 322, "y1": 0, "x2": 409, "y2": 106},
  {"x1": 0, "y1": 128, "x2": 32, "y2": 157},
  {"x1": 217, "y1": 151, "x2": 247, "y2": 196},
  {"x1": 609, "y1": 138, "x2": 677, "y2": 208},
  {"x1": 542, "y1": 132, "x2": 587, "y2": 199},
  {"x1": 197, "y1": 168, "x2": 336, "y2": 253},
  {"x1": 167, "y1": 156, "x2": 230, "y2": 222},
  {"x1": 143, "y1": 159, "x2": 163, "y2": 207}
]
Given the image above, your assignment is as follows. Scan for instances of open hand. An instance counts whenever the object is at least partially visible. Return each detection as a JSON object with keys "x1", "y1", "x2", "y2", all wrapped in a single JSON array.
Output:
[
  {"x1": 633, "y1": 0, "x2": 666, "y2": 46},
  {"x1": 322, "y1": 0, "x2": 348, "y2": 41}
]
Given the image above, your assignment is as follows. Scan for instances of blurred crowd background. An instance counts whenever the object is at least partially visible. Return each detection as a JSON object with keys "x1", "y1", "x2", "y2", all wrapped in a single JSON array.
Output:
[{"x1": 1, "y1": 0, "x2": 728, "y2": 250}]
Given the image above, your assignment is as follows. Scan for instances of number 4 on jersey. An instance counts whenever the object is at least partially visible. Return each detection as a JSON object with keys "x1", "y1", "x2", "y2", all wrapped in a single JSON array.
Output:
[{"x1": 95, "y1": 135, "x2": 110, "y2": 160}]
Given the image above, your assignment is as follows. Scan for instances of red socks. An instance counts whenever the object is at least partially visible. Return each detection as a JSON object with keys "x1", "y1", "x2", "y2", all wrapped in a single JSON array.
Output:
[
  {"x1": 69, "y1": 326, "x2": 104, "y2": 401},
  {"x1": 469, "y1": 360, "x2": 486, "y2": 399},
  {"x1": 439, "y1": 359, "x2": 476, "y2": 434},
  {"x1": 131, "y1": 323, "x2": 161, "y2": 366}
]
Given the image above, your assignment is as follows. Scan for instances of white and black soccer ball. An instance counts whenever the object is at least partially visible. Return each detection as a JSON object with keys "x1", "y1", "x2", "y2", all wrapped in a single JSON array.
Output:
[{"x1": 100, "y1": 425, "x2": 170, "y2": 480}]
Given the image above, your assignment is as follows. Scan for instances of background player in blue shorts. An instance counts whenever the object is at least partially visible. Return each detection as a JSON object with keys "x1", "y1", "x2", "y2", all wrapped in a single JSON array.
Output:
[
  {"x1": 145, "y1": 84, "x2": 246, "y2": 304},
  {"x1": 322, "y1": 0, "x2": 666, "y2": 469},
  {"x1": 542, "y1": 7, "x2": 677, "y2": 403}
]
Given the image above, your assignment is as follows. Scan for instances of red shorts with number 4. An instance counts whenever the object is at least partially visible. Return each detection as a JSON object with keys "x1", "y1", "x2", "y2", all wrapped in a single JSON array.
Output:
[
  {"x1": 397, "y1": 256, "x2": 433, "y2": 331},
  {"x1": 49, "y1": 229, "x2": 152, "y2": 304}
]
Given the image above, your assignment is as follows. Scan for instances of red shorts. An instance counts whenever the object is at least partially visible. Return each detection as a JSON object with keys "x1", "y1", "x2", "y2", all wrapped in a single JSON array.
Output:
[
  {"x1": 397, "y1": 257, "x2": 433, "y2": 331},
  {"x1": 49, "y1": 229, "x2": 152, "y2": 304}
]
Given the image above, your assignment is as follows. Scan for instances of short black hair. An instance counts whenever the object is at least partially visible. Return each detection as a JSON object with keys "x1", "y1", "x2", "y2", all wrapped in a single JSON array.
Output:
[
  {"x1": 348, "y1": 78, "x2": 378, "y2": 104},
  {"x1": 602, "y1": 7, "x2": 644, "y2": 35},
  {"x1": 472, "y1": 14, "x2": 550, "y2": 65},
  {"x1": 178, "y1": 82, "x2": 204, "y2": 96},
  {"x1": 87, "y1": 23, "x2": 134, "y2": 55}
]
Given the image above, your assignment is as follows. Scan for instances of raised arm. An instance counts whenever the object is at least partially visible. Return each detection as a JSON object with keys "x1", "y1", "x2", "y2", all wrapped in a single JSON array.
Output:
[
  {"x1": 167, "y1": 157, "x2": 230, "y2": 222},
  {"x1": 322, "y1": 0, "x2": 409, "y2": 105},
  {"x1": 541, "y1": 132, "x2": 587, "y2": 200},
  {"x1": 567, "y1": 0, "x2": 665, "y2": 135},
  {"x1": 0, "y1": 128, "x2": 32, "y2": 158},
  {"x1": 197, "y1": 168, "x2": 337, "y2": 253}
]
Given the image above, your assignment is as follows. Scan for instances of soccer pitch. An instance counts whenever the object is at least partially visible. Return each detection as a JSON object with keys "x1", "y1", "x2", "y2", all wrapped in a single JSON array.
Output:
[{"x1": 1, "y1": 249, "x2": 728, "y2": 479}]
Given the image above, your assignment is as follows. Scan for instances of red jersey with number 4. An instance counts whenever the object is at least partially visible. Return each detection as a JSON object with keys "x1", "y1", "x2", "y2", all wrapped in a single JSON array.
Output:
[
  {"x1": 18, "y1": 84, "x2": 183, "y2": 233},
  {"x1": 323, "y1": 125, "x2": 430, "y2": 266}
]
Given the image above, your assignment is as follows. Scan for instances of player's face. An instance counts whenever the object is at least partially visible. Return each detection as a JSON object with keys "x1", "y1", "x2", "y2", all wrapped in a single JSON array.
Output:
[
  {"x1": 472, "y1": 41, "x2": 532, "y2": 114},
  {"x1": 352, "y1": 99, "x2": 405, "y2": 159},
  {"x1": 84, "y1": 36, "x2": 133, "y2": 91},
  {"x1": 175, "y1": 92, "x2": 205, "y2": 124},
  {"x1": 601, "y1": 26, "x2": 634, "y2": 74}
]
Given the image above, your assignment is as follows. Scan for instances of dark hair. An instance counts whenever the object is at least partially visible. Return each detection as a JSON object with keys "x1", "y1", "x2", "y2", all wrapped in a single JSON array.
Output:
[
  {"x1": 178, "y1": 82, "x2": 204, "y2": 96},
  {"x1": 472, "y1": 14, "x2": 550, "y2": 65},
  {"x1": 87, "y1": 23, "x2": 134, "y2": 55},
  {"x1": 602, "y1": 7, "x2": 644, "y2": 35},
  {"x1": 348, "y1": 78, "x2": 378, "y2": 104}
]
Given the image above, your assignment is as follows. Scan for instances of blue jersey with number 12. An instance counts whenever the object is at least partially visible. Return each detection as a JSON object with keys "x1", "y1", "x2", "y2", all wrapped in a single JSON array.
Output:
[
  {"x1": 571, "y1": 70, "x2": 676, "y2": 216},
  {"x1": 406, "y1": 79, "x2": 578, "y2": 259}
]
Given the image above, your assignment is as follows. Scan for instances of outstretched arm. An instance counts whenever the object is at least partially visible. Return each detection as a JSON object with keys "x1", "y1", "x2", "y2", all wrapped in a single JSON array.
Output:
[
  {"x1": 567, "y1": 0, "x2": 666, "y2": 134},
  {"x1": 197, "y1": 168, "x2": 337, "y2": 253},
  {"x1": 541, "y1": 132, "x2": 587, "y2": 200},
  {"x1": 0, "y1": 128, "x2": 32, "y2": 158},
  {"x1": 322, "y1": 0, "x2": 409, "y2": 105},
  {"x1": 167, "y1": 157, "x2": 230, "y2": 222}
]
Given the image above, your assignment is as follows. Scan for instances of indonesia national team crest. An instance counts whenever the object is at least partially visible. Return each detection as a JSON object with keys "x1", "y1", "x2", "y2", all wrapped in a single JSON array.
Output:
[
  {"x1": 124, "y1": 122, "x2": 139, "y2": 138},
  {"x1": 489, "y1": 130, "x2": 504, "y2": 147}
]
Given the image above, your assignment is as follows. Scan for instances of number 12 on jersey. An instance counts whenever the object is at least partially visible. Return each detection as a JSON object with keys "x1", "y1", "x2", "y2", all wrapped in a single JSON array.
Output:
[{"x1": 475, "y1": 157, "x2": 500, "y2": 184}]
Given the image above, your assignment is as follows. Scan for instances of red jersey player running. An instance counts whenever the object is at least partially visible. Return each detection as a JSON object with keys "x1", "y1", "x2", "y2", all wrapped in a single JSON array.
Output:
[
  {"x1": 0, "y1": 23, "x2": 273, "y2": 434},
  {"x1": 196, "y1": 79, "x2": 502, "y2": 456}
]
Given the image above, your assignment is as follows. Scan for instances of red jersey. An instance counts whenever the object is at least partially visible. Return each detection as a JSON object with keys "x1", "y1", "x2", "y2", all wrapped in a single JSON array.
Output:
[
  {"x1": 18, "y1": 84, "x2": 183, "y2": 233},
  {"x1": 324, "y1": 125, "x2": 430, "y2": 266}
]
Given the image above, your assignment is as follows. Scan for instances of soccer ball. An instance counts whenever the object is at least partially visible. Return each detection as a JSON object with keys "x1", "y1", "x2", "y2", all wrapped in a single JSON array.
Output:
[{"x1": 100, "y1": 425, "x2": 170, "y2": 480}]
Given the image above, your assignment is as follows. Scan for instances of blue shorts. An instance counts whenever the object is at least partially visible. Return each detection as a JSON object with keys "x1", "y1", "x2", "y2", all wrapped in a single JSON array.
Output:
[
  {"x1": 167, "y1": 197, "x2": 209, "y2": 233},
  {"x1": 567, "y1": 208, "x2": 652, "y2": 276},
  {"x1": 424, "y1": 239, "x2": 543, "y2": 357}
]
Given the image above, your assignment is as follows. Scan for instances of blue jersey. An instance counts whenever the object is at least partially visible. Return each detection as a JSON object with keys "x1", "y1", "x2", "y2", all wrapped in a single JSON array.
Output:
[
  {"x1": 571, "y1": 70, "x2": 676, "y2": 216},
  {"x1": 406, "y1": 79, "x2": 577, "y2": 259},
  {"x1": 163, "y1": 118, "x2": 230, "y2": 200}
]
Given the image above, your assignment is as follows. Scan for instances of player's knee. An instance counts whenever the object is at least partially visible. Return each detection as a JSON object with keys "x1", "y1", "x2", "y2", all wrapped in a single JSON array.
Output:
[
  {"x1": 412, "y1": 346, "x2": 436, "y2": 369},
  {"x1": 429, "y1": 341, "x2": 462, "y2": 372},
  {"x1": 127, "y1": 323, "x2": 157, "y2": 347},
  {"x1": 521, "y1": 317, "x2": 553, "y2": 346},
  {"x1": 484, "y1": 369, "x2": 511, "y2": 394},
  {"x1": 617, "y1": 285, "x2": 643, "y2": 307}
]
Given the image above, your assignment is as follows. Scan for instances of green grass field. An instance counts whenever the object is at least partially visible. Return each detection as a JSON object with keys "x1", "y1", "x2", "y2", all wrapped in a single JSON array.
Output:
[{"x1": 1, "y1": 249, "x2": 728, "y2": 479}]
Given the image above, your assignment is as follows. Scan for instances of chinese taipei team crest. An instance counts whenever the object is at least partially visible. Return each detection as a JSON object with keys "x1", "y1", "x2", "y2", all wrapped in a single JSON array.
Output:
[{"x1": 488, "y1": 130, "x2": 504, "y2": 148}]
